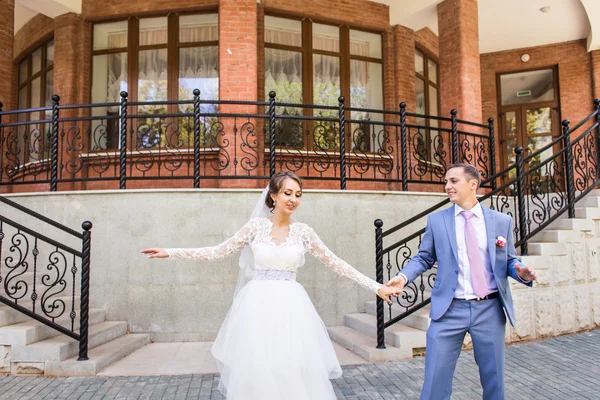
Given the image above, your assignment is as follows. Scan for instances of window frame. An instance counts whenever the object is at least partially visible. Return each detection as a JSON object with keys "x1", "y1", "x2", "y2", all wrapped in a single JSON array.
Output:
[
  {"x1": 91, "y1": 10, "x2": 219, "y2": 109},
  {"x1": 414, "y1": 45, "x2": 440, "y2": 162},
  {"x1": 263, "y1": 14, "x2": 384, "y2": 152},
  {"x1": 16, "y1": 37, "x2": 55, "y2": 163}
]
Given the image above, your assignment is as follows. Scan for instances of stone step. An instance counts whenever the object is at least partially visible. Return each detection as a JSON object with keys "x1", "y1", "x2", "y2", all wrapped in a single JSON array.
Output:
[
  {"x1": 0, "y1": 296, "x2": 81, "y2": 328},
  {"x1": 575, "y1": 207, "x2": 600, "y2": 220},
  {"x1": 527, "y1": 242, "x2": 568, "y2": 256},
  {"x1": 547, "y1": 218, "x2": 594, "y2": 231},
  {"x1": 0, "y1": 308, "x2": 105, "y2": 346},
  {"x1": 327, "y1": 326, "x2": 411, "y2": 362},
  {"x1": 10, "y1": 321, "x2": 128, "y2": 362},
  {"x1": 44, "y1": 333, "x2": 150, "y2": 377},
  {"x1": 344, "y1": 313, "x2": 427, "y2": 350},
  {"x1": 580, "y1": 196, "x2": 600, "y2": 208},
  {"x1": 532, "y1": 229, "x2": 583, "y2": 243},
  {"x1": 364, "y1": 301, "x2": 430, "y2": 331}
]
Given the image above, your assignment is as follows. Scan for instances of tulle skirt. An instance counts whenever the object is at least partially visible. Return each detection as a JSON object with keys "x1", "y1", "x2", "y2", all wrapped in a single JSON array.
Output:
[{"x1": 211, "y1": 278, "x2": 342, "y2": 400}]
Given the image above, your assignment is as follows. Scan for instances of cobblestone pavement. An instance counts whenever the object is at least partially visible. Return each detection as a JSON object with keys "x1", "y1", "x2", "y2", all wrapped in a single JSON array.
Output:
[{"x1": 1, "y1": 329, "x2": 599, "y2": 399}]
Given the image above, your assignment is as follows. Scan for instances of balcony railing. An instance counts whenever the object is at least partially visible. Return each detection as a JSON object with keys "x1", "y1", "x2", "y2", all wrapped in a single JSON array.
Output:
[{"x1": 0, "y1": 90, "x2": 495, "y2": 192}]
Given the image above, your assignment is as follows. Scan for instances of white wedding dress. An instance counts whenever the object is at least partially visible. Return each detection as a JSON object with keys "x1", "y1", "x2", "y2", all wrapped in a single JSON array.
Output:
[{"x1": 166, "y1": 217, "x2": 381, "y2": 400}]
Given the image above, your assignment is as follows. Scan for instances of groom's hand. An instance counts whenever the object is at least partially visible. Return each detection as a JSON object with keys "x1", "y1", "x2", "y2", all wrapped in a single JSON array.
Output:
[
  {"x1": 386, "y1": 274, "x2": 407, "y2": 296},
  {"x1": 515, "y1": 263, "x2": 538, "y2": 283}
]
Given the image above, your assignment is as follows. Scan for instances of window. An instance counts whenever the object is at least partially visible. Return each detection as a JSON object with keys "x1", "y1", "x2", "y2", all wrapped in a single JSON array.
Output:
[
  {"x1": 415, "y1": 47, "x2": 439, "y2": 161},
  {"x1": 91, "y1": 13, "x2": 218, "y2": 149},
  {"x1": 264, "y1": 16, "x2": 383, "y2": 152},
  {"x1": 17, "y1": 38, "x2": 54, "y2": 162}
]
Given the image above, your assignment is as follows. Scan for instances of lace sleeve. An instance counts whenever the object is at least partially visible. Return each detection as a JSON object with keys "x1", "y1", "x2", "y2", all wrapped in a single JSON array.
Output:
[
  {"x1": 165, "y1": 219, "x2": 256, "y2": 261},
  {"x1": 304, "y1": 226, "x2": 382, "y2": 294}
]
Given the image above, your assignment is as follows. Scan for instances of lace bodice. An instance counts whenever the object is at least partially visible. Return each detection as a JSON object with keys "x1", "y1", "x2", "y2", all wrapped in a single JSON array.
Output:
[{"x1": 165, "y1": 218, "x2": 382, "y2": 293}]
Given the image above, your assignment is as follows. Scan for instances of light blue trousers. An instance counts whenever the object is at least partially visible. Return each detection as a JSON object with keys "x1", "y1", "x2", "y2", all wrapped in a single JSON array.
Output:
[{"x1": 420, "y1": 297, "x2": 506, "y2": 400}]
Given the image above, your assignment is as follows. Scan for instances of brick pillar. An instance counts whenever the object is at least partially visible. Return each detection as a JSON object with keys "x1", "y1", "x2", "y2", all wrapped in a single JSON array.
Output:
[
  {"x1": 437, "y1": 0, "x2": 482, "y2": 124},
  {"x1": 393, "y1": 25, "x2": 416, "y2": 112},
  {"x1": 54, "y1": 13, "x2": 84, "y2": 191},
  {"x1": 0, "y1": 0, "x2": 14, "y2": 110},
  {"x1": 0, "y1": 0, "x2": 14, "y2": 193},
  {"x1": 592, "y1": 50, "x2": 600, "y2": 101},
  {"x1": 218, "y1": 0, "x2": 260, "y2": 188}
]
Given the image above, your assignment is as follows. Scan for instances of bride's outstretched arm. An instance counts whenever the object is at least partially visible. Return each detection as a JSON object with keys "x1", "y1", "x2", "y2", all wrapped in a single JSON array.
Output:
[
  {"x1": 305, "y1": 227, "x2": 385, "y2": 294},
  {"x1": 141, "y1": 220, "x2": 256, "y2": 261}
]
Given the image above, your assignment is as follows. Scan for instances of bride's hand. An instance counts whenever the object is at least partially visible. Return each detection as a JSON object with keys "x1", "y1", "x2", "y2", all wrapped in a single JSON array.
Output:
[
  {"x1": 377, "y1": 286, "x2": 401, "y2": 305},
  {"x1": 141, "y1": 248, "x2": 169, "y2": 259}
]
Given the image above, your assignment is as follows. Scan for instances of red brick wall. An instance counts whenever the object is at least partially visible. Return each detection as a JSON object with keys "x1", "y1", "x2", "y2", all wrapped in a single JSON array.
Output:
[
  {"x1": 13, "y1": 14, "x2": 54, "y2": 61},
  {"x1": 415, "y1": 27, "x2": 439, "y2": 58},
  {"x1": 591, "y1": 50, "x2": 600, "y2": 101},
  {"x1": 480, "y1": 40, "x2": 593, "y2": 130},
  {"x1": 0, "y1": 0, "x2": 14, "y2": 111},
  {"x1": 438, "y1": 0, "x2": 482, "y2": 124},
  {"x1": 393, "y1": 25, "x2": 416, "y2": 113},
  {"x1": 262, "y1": 0, "x2": 389, "y2": 31},
  {"x1": 82, "y1": 0, "x2": 218, "y2": 20}
]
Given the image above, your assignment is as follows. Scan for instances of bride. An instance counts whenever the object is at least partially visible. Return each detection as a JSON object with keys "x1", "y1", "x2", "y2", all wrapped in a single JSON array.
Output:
[{"x1": 141, "y1": 171, "x2": 400, "y2": 400}]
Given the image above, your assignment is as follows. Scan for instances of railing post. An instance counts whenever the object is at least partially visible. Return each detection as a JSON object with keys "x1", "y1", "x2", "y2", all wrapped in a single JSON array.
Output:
[
  {"x1": 489, "y1": 117, "x2": 497, "y2": 190},
  {"x1": 78, "y1": 221, "x2": 92, "y2": 361},
  {"x1": 0, "y1": 102, "x2": 3, "y2": 184},
  {"x1": 451, "y1": 109, "x2": 458, "y2": 164},
  {"x1": 339, "y1": 96, "x2": 346, "y2": 190},
  {"x1": 595, "y1": 99, "x2": 600, "y2": 172},
  {"x1": 400, "y1": 103, "x2": 408, "y2": 191},
  {"x1": 119, "y1": 91, "x2": 128, "y2": 190},
  {"x1": 514, "y1": 147, "x2": 528, "y2": 255},
  {"x1": 375, "y1": 219, "x2": 386, "y2": 349},
  {"x1": 193, "y1": 89, "x2": 201, "y2": 188},
  {"x1": 269, "y1": 91, "x2": 276, "y2": 178},
  {"x1": 50, "y1": 95, "x2": 60, "y2": 192},
  {"x1": 562, "y1": 120, "x2": 575, "y2": 219}
]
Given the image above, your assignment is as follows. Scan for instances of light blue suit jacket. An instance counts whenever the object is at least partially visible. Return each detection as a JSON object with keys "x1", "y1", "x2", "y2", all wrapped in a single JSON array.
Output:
[{"x1": 400, "y1": 205, "x2": 531, "y2": 326}]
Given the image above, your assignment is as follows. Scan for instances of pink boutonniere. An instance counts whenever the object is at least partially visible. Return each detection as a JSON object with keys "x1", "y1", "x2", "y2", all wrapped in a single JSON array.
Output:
[{"x1": 496, "y1": 236, "x2": 507, "y2": 248}]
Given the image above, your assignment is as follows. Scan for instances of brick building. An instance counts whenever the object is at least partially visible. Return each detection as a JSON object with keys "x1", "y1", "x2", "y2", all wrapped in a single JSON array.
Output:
[{"x1": 1, "y1": 0, "x2": 600, "y2": 192}]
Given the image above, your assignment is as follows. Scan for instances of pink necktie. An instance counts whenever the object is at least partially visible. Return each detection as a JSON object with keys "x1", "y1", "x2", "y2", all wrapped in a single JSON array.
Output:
[{"x1": 460, "y1": 211, "x2": 488, "y2": 298}]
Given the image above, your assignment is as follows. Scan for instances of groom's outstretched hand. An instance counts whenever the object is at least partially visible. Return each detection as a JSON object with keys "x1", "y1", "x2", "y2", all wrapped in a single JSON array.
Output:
[
  {"x1": 385, "y1": 275, "x2": 407, "y2": 297},
  {"x1": 515, "y1": 263, "x2": 538, "y2": 283}
]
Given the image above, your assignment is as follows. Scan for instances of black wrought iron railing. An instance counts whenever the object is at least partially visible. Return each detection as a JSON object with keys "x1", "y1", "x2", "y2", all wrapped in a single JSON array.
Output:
[
  {"x1": 0, "y1": 91, "x2": 495, "y2": 192},
  {"x1": 0, "y1": 195, "x2": 92, "y2": 360},
  {"x1": 374, "y1": 99, "x2": 600, "y2": 348}
]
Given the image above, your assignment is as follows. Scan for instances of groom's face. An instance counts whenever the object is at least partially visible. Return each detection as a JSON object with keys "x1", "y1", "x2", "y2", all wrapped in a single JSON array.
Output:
[{"x1": 444, "y1": 167, "x2": 477, "y2": 205}]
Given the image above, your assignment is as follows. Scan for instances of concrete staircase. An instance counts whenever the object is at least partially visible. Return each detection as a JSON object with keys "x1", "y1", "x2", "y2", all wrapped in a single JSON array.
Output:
[
  {"x1": 0, "y1": 303, "x2": 149, "y2": 376},
  {"x1": 329, "y1": 189, "x2": 600, "y2": 362}
]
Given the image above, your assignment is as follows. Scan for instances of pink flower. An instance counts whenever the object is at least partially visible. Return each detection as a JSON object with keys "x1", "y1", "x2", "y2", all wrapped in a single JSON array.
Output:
[{"x1": 496, "y1": 236, "x2": 507, "y2": 248}]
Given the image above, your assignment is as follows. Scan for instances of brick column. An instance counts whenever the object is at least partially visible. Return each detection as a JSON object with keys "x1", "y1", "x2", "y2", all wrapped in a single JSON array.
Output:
[
  {"x1": 437, "y1": 0, "x2": 482, "y2": 124},
  {"x1": 0, "y1": 0, "x2": 14, "y2": 193},
  {"x1": 393, "y1": 25, "x2": 416, "y2": 112},
  {"x1": 54, "y1": 13, "x2": 85, "y2": 191},
  {"x1": 592, "y1": 50, "x2": 600, "y2": 101},
  {"x1": 0, "y1": 0, "x2": 14, "y2": 110},
  {"x1": 218, "y1": 0, "x2": 260, "y2": 187}
]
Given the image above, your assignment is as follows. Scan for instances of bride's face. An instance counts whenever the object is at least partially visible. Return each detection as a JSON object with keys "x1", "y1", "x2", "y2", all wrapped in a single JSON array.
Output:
[{"x1": 272, "y1": 178, "x2": 302, "y2": 215}]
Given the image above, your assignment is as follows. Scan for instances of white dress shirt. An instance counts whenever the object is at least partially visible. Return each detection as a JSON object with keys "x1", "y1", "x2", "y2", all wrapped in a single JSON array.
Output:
[{"x1": 454, "y1": 202, "x2": 497, "y2": 299}]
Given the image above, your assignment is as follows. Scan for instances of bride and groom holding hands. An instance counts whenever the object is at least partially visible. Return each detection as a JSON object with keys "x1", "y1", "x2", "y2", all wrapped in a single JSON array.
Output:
[{"x1": 141, "y1": 162, "x2": 538, "y2": 400}]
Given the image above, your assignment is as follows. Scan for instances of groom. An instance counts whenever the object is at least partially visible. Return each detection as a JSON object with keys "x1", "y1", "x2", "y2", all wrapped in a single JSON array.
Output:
[{"x1": 387, "y1": 163, "x2": 537, "y2": 400}]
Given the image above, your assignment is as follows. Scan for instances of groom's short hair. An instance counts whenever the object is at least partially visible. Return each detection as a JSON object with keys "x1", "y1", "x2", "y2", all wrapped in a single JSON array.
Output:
[{"x1": 446, "y1": 163, "x2": 481, "y2": 188}]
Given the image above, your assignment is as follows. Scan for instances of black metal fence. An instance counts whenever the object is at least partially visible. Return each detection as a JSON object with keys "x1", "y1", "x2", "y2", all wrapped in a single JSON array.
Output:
[
  {"x1": 0, "y1": 195, "x2": 92, "y2": 360},
  {"x1": 0, "y1": 91, "x2": 494, "y2": 191},
  {"x1": 373, "y1": 99, "x2": 600, "y2": 349}
]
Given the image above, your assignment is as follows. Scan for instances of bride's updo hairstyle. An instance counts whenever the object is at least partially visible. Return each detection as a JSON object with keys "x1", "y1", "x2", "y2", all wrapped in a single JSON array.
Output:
[{"x1": 266, "y1": 171, "x2": 303, "y2": 210}]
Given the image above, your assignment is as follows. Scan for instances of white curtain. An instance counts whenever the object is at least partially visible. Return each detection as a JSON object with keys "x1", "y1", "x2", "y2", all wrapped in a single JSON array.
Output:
[
  {"x1": 179, "y1": 46, "x2": 219, "y2": 102},
  {"x1": 265, "y1": 48, "x2": 302, "y2": 106}
]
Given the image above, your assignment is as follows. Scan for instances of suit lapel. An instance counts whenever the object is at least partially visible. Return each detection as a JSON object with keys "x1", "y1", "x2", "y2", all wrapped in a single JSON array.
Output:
[
  {"x1": 483, "y1": 207, "x2": 496, "y2": 270},
  {"x1": 443, "y1": 206, "x2": 459, "y2": 263}
]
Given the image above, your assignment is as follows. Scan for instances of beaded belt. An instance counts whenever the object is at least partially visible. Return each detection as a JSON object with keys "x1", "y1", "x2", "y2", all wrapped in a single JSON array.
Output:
[{"x1": 252, "y1": 269, "x2": 297, "y2": 281}]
